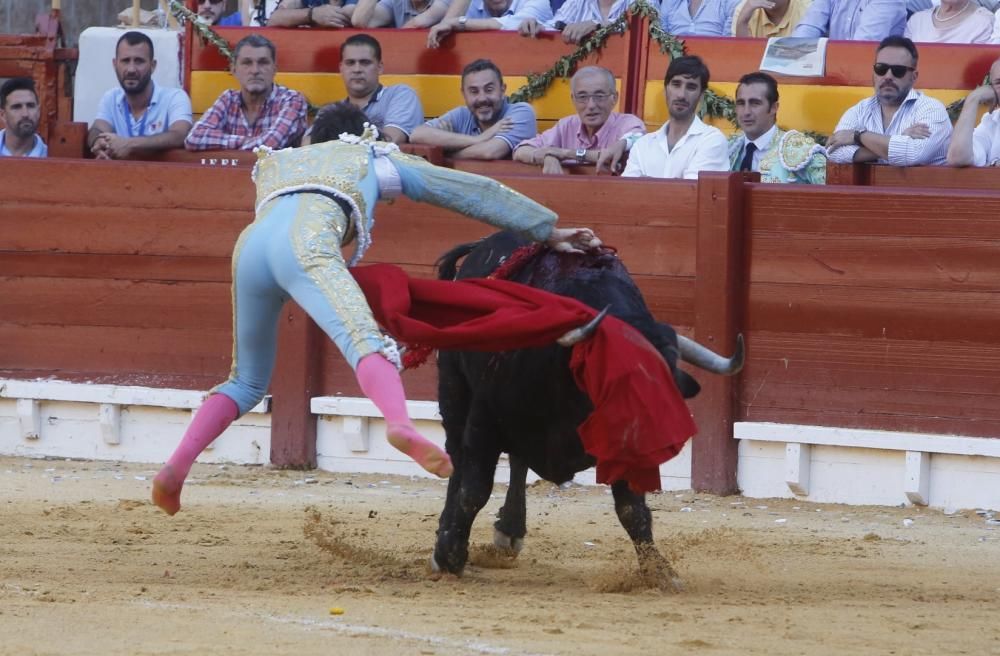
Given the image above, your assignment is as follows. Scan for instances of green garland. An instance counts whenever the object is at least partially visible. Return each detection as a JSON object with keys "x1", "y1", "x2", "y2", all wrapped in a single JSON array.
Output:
[{"x1": 168, "y1": 0, "x2": 234, "y2": 63}]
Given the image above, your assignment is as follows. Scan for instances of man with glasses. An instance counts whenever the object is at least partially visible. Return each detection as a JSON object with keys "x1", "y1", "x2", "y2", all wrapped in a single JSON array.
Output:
[
  {"x1": 513, "y1": 66, "x2": 643, "y2": 174},
  {"x1": 826, "y1": 36, "x2": 950, "y2": 167}
]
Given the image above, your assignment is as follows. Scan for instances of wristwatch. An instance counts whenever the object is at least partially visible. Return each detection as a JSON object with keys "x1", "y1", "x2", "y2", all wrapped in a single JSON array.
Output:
[
  {"x1": 853, "y1": 129, "x2": 867, "y2": 146},
  {"x1": 457, "y1": 16, "x2": 468, "y2": 30},
  {"x1": 575, "y1": 148, "x2": 587, "y2": 160},
  {"x1": 306, "y1": 6, "x2": 314, "y2": 23}
]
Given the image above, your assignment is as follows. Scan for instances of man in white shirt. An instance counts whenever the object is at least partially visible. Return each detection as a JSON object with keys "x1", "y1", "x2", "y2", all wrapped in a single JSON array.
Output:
[
  {"x1": 946, "y1": 57, "x2": 1000, "y2": 167},
  {"x1": 826, "y1": 36, "x2": 951, "y2": 167},
  {"x1": 618, "y1": 55, "x2": 729, "y2": 179}
]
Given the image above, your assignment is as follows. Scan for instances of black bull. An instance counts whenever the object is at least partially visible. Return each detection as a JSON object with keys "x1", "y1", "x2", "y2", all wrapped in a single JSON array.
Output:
[{"x1": 431, "y1": 231, "x2": 744, "y2": 590}]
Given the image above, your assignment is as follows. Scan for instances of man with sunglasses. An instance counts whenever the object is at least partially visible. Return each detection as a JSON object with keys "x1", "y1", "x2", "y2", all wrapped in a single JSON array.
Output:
[
  {"x1": 512, "y1": 66, "x2": 643, "y2": 174},
  {"x1": 946, "y1": 58, "x2": 1000, "y2": 167},
  {"x1": 826, "y1": 36, "x2": 951, "y2": 167}
]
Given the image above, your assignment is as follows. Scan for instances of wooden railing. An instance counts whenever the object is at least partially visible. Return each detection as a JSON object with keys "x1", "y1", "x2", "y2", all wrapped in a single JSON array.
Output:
[{"x1": 4, "y1": 157, "x2": 999, "y2": 491}]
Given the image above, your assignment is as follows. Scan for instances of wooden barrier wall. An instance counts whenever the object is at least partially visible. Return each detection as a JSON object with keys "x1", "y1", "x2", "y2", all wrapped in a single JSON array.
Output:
[
  {"x1": 3, "y1": 157, "x2": 999, "y2": 489},
  {"x1": 743, "y1": 182, "x2": 1000, "y2": 437}
]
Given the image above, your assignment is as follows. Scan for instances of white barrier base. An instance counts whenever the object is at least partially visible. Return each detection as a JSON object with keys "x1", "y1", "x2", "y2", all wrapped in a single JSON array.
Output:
[
  {"x1": 736, "y1": 422, "x2": 1000, "y2": 511},
  {"x1": 4, "y1": 380, "x2": 998, "y2": 509}
]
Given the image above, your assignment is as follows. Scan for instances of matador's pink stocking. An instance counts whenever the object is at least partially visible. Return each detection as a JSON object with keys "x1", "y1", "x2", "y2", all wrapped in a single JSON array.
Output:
[
  {"x1": 152, "y1": 393, "x2": 239, "y2": 515},
  {"x1": 355, "y1": 353, "x2": 453, "y2": 478}
]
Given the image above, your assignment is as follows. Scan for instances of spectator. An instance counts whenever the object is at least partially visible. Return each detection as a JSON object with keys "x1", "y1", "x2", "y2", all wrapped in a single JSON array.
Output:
[
  {"x1": 617, "y1": 55, "x2": 729, "y2": 178},
  {"x1": 826, "y1": 36, "x2": 951, "y2": 166},
  {"x1": 410, "y1": 59, "x2": 536, "y2": 159},
  {"x1": 905, "y1": 0, "x2": 994, "y2": 42},
  {"x1": 87, "y1": 31, "x2": 192, "y2": 160},
  {"x1": 946, "y1": 57, "x2": 1000, "y2": 166},
  {"x1": 541, "y1": 0, "x2": 630, "y2": 44},
  {"x1": 197, "y1": 0, "x2": 243, "y2": 26},
  {"x1": 0, "y1": 77, "x2": 47, "y2": 158},
  {"x1": 731, "y1": 0, "x2": 811, "y2": 37},
  {"x1": 792, "y1": 0, "x2": 905, "y2": 40},
  {"x1": 352, "y1": 0, "x2": 450, "y2": 28},
  {"x1": 268, "y1": 0, "x2": 355, "y2": 27},
  {"x1": 513, "y1": 66, "x2": 643, "y2": 174},
  {"x1": 427, "y1": 0, "x2": 552, "y2": 47},
  {"x1": 660, "y1": 0, "x2": 740, "y2": 36},
  {"x1": 325, "y1": 34, "x2": 424, "y2": 144},
  {"x1": 185, "y1": 35, "x2": 308, "y2": 152},
  {"x1": 728, "y1": 71, "x2": 826, "y2": 183}
]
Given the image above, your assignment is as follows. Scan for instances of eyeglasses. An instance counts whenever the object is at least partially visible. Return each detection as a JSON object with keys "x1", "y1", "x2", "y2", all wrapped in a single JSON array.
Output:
[
  {"x1": 572, "y1": 92, "x2": 614, "y2": 104},
  {"x1": 873, "y1": 63, "x2": 915, "y2": 78}
]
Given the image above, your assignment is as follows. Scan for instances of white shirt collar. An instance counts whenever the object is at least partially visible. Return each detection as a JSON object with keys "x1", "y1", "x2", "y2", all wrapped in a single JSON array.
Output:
[{"x1": 745, "y1": 124, "x2": 778, "y2": 152}]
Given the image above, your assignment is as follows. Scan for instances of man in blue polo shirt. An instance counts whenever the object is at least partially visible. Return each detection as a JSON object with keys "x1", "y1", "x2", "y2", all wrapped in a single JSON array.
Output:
[
  {"x1": 87, "y1": 31, "x2": 192, "y2": 160},
  {"x1": 0, "y1": 77, "x2": 47, "y2": 157},
  {"x1": 410, "y1": 58, "x2": 536, "y2": 159}
]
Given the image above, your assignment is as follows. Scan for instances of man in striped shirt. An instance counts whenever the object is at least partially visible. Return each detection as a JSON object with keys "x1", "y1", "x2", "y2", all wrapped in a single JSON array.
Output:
[
  {"x1": 185, "y1": 35, "x2": 308, "y2": 152},
  {"x1": 826, "y1": 36, "x2": 951, "y2": 167}
]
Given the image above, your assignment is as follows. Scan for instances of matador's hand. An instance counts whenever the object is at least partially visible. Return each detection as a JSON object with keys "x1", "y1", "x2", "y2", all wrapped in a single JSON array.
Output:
[{"x1": 546, "y1": 227, "x2": 602, "y2": 254}]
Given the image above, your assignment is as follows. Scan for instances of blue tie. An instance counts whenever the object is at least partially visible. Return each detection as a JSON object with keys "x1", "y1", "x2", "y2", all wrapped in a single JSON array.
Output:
[{"x1": 739, "y1": 142, "x2": 757, "y2": 172}]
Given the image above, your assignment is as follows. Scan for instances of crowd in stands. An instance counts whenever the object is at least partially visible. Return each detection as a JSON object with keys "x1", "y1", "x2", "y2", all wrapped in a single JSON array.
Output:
[
  {"x1": 198, "y1": 0, "x2": 1000, "y2": 44},
  {"x1": 4, "y1": 6, "x2": 1000, "y2": 173}
]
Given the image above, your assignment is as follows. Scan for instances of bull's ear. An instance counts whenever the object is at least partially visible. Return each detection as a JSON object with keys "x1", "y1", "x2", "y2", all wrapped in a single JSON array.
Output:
[{"x1": 673, "y1": 370, "x2": 701, "y2": 399}]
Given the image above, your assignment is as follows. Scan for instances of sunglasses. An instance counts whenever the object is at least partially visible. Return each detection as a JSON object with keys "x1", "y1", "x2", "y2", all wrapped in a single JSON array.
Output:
[{"x1": 873, "y1": 63, "x2": 915, "y2": 78}]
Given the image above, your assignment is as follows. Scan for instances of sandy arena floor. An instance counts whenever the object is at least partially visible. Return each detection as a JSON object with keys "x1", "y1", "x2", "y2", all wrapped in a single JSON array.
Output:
[{"x1": 1, "y1": 455, "x2": 999, "y2": 656}]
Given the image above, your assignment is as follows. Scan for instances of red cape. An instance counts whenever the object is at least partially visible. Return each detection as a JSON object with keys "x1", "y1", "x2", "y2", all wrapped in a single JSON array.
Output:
[{"x1": 350, "y1": 263, "x2": 697, "y2": 493}]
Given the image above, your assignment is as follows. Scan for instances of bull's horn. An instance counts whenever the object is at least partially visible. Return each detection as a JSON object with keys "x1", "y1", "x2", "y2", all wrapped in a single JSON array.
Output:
[
  {"x1": 557, "y1": 306, "x2": 610, "y2": 347},
  {"x1": 678, "y1": 333, "x2": 745, "y2": 375}
]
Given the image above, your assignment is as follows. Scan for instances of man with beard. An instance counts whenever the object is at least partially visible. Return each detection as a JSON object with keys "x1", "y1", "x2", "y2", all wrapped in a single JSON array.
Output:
[
  {"x1": 0, "y1": 78, "x2": 47, "y2": 158},
  {"x1": 826, "y1": 36, "x2": 950, "y2": 166},
  {"x1": 197, "y1": 0, "x2": 243, "y2": 26},
  {"x1": 616, "y1": 55, "x2": 728, "y2": 179},
  {"x1": 728, "y1": 71, "x2": 826, "y2": 183},
  {"x1": 88, "y1": 32, "x2": 192, "y2": 160},
  {"x1": 410, "y1": 58, "x2": 536, "y2": 160},
  {"x1": 512, "y1": 66, "x2": 643, "y2": 174},
  {"x1": 185, "y1": 35, "x2": 307, "y2": 151}
]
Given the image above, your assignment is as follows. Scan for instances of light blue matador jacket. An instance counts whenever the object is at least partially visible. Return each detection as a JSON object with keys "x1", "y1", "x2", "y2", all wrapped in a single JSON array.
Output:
[{"x1": 727, "y1": 129, "x2": 827, "y2": 184}]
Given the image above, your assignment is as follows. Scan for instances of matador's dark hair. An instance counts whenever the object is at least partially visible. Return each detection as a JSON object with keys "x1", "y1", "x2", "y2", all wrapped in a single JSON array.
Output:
[{"x1": 310, "y1": 101, "x2": 376, "y2": 144}]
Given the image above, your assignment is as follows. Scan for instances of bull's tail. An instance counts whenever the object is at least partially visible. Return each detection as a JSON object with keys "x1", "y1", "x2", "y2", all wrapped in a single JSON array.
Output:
[{"x1": 436, "y1": 240, "x2": 483, "y2": 280}]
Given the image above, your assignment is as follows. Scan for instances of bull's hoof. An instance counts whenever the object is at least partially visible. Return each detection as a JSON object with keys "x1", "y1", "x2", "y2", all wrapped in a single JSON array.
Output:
[
  {"x1": 637, "y1": 544, "x2": 684, "y2": 593},
  {"x1": 492, "y1": 528, "x2": 524, "y2": 555},
  {"x1": 429, "y1": 549, "x2": 466, "y2": 577}
]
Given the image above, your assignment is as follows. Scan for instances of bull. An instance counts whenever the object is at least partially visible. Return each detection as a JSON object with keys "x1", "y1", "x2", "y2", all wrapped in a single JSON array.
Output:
[{"x1": 430, "y1": 231, "x2": 744, "y2": 590}]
